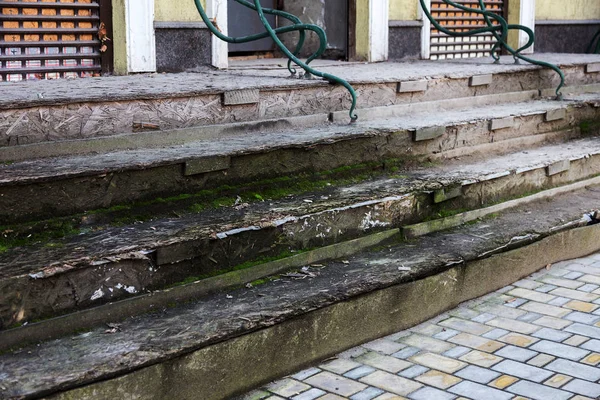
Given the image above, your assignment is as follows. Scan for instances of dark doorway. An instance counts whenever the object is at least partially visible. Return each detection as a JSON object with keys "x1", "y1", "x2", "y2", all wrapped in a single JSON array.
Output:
[{"x1": 228, "y1": 0, "x2": 276, "y2": 53}]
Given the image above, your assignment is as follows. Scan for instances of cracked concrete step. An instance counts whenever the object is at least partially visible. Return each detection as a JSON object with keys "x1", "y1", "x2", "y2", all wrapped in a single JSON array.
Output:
[
  {"x1": 3, "y1": 137, "x2": 600, "y2": 336},
  {"x1": 1, "y1": 54, "x2": 598, "y2": 149},
  {"x1": 1, "y1": 182, "x2": 600, "y2": 400},
  {"x1": 1, "y1": 95, "x2": 599, "y2": 224}
]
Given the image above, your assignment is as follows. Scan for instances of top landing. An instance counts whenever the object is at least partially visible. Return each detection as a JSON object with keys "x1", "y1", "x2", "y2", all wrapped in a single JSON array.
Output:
[{"x1": 1, "y1": 54, "x2": 599, "y2": 111}]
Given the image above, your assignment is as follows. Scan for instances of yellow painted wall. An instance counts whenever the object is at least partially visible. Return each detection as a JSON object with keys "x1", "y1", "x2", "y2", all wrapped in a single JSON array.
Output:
[
  {"x1": 112, "y1": 0, "x2": 127, "y2": 75},
  {"x1": 536, "y1": 0, "x2": 600, "y2": 20},
  {"x1": 389, "y1": 0, "x2": 419, "y2": 21},
  {"x1": 155, "y1": 0, "x2": 204, "y2": 22},
  {"x1": 355, "y1": 0, "x2": 370, "y2": 60}
]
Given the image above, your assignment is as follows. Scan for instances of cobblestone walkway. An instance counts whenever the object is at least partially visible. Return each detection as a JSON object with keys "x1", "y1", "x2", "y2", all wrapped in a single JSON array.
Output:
[{"x1": 242, "y1": 252, "x2": 600, "y2": 400}]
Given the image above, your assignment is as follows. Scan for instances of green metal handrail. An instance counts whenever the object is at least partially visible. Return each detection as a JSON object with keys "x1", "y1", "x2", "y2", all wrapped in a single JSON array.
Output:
[
  {"x1": 419, "y1": 0, "x2": 565, "y2": 98},
  {"x1": 588, "y1": 28, "x2": 600, "y2": 54},
  {"x1": 193, "y1": 0, "x2": 358, "y2": 121}
]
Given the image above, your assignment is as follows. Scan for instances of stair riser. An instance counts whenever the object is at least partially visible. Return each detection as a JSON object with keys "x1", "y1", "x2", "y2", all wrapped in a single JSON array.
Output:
[
  {"x1": 4, "y1": 151, "x2": 600, "y2": 330},
  {"x1": 0, "y1": 66, "x2": 593, "y2": 148},
  {"x1": 3, "y1": 105, "x2": 598, "y2": 224},
  {"x1": 44, "y1": 224, "x2": 600, "y2": 400}
]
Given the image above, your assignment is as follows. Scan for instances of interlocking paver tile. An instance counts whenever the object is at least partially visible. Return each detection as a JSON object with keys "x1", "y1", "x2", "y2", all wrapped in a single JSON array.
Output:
[
  {"x1": 292, "y1": 367, "x2": 321, "y2": 381},
  {"x1": 506, "y1": 380, "x2": 571, "y2": 400},
  {"x1": 529, "y1": 340, "x2": 590, "y2": 361},
  {"x1": 459, "y1": 350, "x2": 503, "y2": 367},
  {"x1": 581, "y1": 338, "x2": 600, "y2": 352},
  {"x1": 350, "y1": 387, "x2": 385, "y2": 400},
  {"x1": 472, "y1": 313, "x2": 496, "y2": 323},
  {"x1": 494, "y1": 345, "x2": 537, "y2": 362},
  {"x1": 545, "y1": 358, "x2": 600, "y2": 381},
  {"x1": 518, "y1": 301, "x2": 571, "y2": 318},
  {"x1": 477, "y1": 303, "x2": 527, "y2": 319},
  {"x1": 489, "y1": 375, "x2": 518, "y2": 389},
  {"x1": 578, "y1": 274, "x2": 600, "y2": 285},
  {"x1": 531, "y1": 327, "x2": 572, "y2": 342},
  {"x1": 398, "y1": 365, "x2": 429, "y2": 379},
  {"x1": 486, "y1": 317, "x2": 540, "y2": 335},
  {"x1": 433, "y1": 328, "x2": 460, "y2": 341},
  {"x1": 292, "y1": 388, "x2": 326, "y2": 400},
  {"x1": 355, "y1": 352, "x2": 412, "y2": 373},
  {"x1": 548, "y1": 297, "x2": 571, "y2": 307},
  {"x1": 442, "y1": 346, "x2": 471, "y2": 358},
  {"x1": 321, "y1": 359, "x2": 363, "y2": 374},
  {"x1": 562, "y1": 379, "x2": 600, "y2": 398},
  {"x1": 492, "y1": 360, "x2": 553, "y2": 382},
  {"x1": 578, "y1": 283, "x2": 599, "y2": 293},
  {"x1": 565, "y1": 265, "x2": 600, "y2": 276},
  {"x1": 527, "y1": 353, "x2": 555, "y2": 367},
  {"x1": 580, "y1": 353, "x2": 600, "y2": 365},
  {"x1": 566, "y1": 311, "x2": 600, "y2": 325},
  {"x1": 531, "y1": 315, "x2": 572, "y2": 330},
  {"x1": 540, "y1": 276, "x2": 585, "y2": 289},
  {"x1": 455, "y1": 364, "x2": 501, "y2": 384},
  {"x1": 408, "y1": 386, "x2": 455, "y2": 400},
  {"x1": 449, "y1": 332, "x2": 505, "y2": 352},
  {"x1": 305, "y1": 372, "x2": 367, "y2": 397},
  {"x1": 399, "y1": 334, "x2": 454, "y2": 353},
  {"x1": 507, "y1": 288, "x2": 555, "y2": 303},
  {"x1": 409, "y1": 352, "x2": 467, "y2": 374},
  {"x1": 565, "y1": 322, "x2": 600, "y2": 339},
  {"x1": 514, "y1": 279, "x2": 542, "y2": 290},
  {"x1": 564, "y1": 300, "x2": 599, "y2": 313},
  {"x1": 504, "y1": 298, "x2": 528, "y2": 308},
  {"x1": 362, "y1": 339, "x2": 407, "y2": 355},
  {"x1": 543, "y1": 374, "x2": 572, "y2": 388},
  {"x1": 517, "y1": 312, "x2": 542, "y2": 323},
  {"x1": 267, "y1": 379, "x2": 311, "y2": 397},
  {"x1": 497, "y1": 332, "x2": 539, "y2": 347},
  {"x1": 563, "y1": 334, "x2": 588, "y2": 347},
  {"x1": 563, "y1": 271, "x2": 585, "y2": 279},
  {"x1": 448, "y1": 381, "x2": 513, "y2": 400},
  {"x1": 344, "y1": 366, "x2": 378, "y2": 380},
  {"x1": 535, "y1": 284, "x2": 557, "y2": 293},
  {"x1": 549, "y1": 287, "x2": 599, "y2": 302},
  {"x1": 411, "y1": 323, "x2": 443, "y2": 336},
  {"x1": 483, "y1": 328, "x2": 510, "y2": 340},
  {"x1": 391, "y1": 347, "x2": 421, "y2": 359},
  {"x1": 439, "y1": 317, "x2": 493, "y2": 335},
  {"x1": 415, "y1": 370, "x2": 461, "y2": 389},
  {"x1": 359, "y1": 371, "x2": 422, "y2": 396}
]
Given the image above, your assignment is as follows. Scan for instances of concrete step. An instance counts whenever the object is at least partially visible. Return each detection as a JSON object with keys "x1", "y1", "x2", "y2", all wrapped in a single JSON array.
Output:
[
  {"x1": 2, "y1": 94, "x2": 599, "y2": 224},
  {"x1": 2, "y1": 178, "x2": 600, "y2": 400},
  {"x1": 1, "y1": 54, "x2": 599, "y2": 149},
  {"x1": 3, "y1": 136, "x2": 600, "y2": 340}
]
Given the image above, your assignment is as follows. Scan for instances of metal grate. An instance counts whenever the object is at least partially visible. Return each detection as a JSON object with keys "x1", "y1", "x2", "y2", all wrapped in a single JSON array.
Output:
[
  {"x1": 430, "y1": 0, "x2": 505, "y2": 60},
  {"x1": 0, "y1": 0, "x2": 102, "y2": 82}
]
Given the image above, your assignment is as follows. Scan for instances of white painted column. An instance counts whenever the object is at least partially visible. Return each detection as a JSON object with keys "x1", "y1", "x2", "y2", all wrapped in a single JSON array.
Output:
[
  {"x1": 207, "y1": 0, "x2": 228, "y2": 69},
  {"x1": 369, "y1": 0, "x2": 389, "y2": 62},
  {"x1": 519, "y1": 0, "x2": 536, "y2": 54},
  {"x1": 125, "y1": 0, "x2": 156, "y2": 72},
  {"x1": 419, "y1": 0, "x2": 431, "y2": 59}
]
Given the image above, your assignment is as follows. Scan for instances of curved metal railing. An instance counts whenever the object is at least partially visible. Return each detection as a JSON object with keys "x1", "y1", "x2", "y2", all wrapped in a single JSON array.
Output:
[
  {"x1": 193, "y1": 0, "x2": 358, "y2": 121},
  {"x1": 420, "y1": 0, "x2": 565, "y2": 98}
]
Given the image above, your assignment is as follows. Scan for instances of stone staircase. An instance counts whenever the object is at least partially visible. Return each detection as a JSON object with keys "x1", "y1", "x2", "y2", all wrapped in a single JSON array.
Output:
[{"x1": 1, "y1": 54, "x2": 600, "y2": 400}]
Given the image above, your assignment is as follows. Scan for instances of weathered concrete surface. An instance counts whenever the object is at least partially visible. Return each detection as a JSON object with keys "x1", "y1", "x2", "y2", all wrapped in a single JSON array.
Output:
[
  {"x1": 3, "y1": 137, "x2": 600, "y2": 329},
  {"x1": 1, "y1": 97, "x2": 598, "y2": 224},
  {"x1": 1, "y1": 186, "x2": 600, "y2": 400},
  {"x1": 0, "y1": 54, "x2": 598, "y2": 146}
]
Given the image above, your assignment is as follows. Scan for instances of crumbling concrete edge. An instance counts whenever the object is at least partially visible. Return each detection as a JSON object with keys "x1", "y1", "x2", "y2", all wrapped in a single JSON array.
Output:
[{"x1": 48, "y1": 223, "x2": 600, "y2": 400}]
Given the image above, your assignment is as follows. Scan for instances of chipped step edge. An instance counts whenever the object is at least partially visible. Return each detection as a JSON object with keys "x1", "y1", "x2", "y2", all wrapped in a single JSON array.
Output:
[
  {"x1": 33, "y1": 223, "x2": 600, "y2": 400},
  {"x1": 402, "y1": 174, "x2": 600, "y2": 239},
  {"x1": 0, "y1": 113, "x2": 331, "y2": 163},
  {"x1": 330, "y1": 90, "x2": 540, "y2": 122},
  {"x1": 0, "y1": 229, "x2": 399, "y2": 352}
]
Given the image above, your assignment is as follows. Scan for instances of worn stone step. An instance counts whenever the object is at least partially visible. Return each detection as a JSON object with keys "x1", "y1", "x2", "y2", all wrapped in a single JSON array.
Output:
[
  {"x1": 1, "y1": 178, "x2": 600, "y2": 400},
  {"x1": 1, "y1": 54, "x2": 598, "y2": 148},
  {"x1": 2, "y1": 95, "x2": 599, "y2": 224},
  {"x1": 3, "y1": 137, "x2": 600, "y2": 336}
]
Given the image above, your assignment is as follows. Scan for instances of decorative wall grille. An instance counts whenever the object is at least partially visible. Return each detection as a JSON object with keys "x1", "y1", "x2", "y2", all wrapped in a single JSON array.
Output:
[
  {"x1": 0, "y1": 0, "x2": 102, "y2": 82},
  {"x1": 430, "y1": 0, "x2": 505, "y2": 60}
]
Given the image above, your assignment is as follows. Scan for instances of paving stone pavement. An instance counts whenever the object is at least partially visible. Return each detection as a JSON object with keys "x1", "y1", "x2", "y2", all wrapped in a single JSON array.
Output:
[{"x1": 240, "y1": 252, "x2": 600, "y2": 400}]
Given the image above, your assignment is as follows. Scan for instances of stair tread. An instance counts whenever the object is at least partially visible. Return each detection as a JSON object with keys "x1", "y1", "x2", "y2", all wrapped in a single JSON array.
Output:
[
  {"x1": 0, "y1": 97, "x2": 585, "y2": 185},
  {"x1": 2, "y1": 53, "x2": 597, "y2": 110},
  {"x1": 2, "y1": 180, "x2": 598, "y2": 399},
  {"x1": 2, "y1": 136, "x2": 599, "y2": 281}
]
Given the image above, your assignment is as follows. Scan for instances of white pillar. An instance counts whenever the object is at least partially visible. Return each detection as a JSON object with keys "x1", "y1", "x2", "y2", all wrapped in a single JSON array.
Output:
[
  {"x1": 207, "y1": 0, "x2": 228, "y2": 68},
  {"x1": 419, "y1": 0, "x2": 431, "y2": 59},
  {"x1": 369, "y1": 0, "x2": 389, "y2": 62},
  {"x1": 125, "y1": 0, "x2": 156, "y2": 72},
  {"x1": 519, "y1": 0, "x2": 536, "y2": 54}
]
